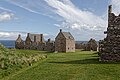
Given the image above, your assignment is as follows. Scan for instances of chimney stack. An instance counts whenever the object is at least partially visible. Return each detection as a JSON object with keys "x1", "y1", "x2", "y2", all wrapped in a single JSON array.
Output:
[
  {"x1": 27, "y1": 33, "x2": 30, "y2": 37},
  {"x1": 40, "y1": 34, "x2": 44, "y2": 42},
  {"x1": 34, "y1": 35, "x2": 36, "y2": 42},
  {"x1": 48, "y1": 38, "x2": 51, "y2": 42},
  {"x1": 60, "y1": 29, "x2": 62, "y2": 32},
  {"x1": 18, "y1": 34, "x2": 21, "y2": 37}
]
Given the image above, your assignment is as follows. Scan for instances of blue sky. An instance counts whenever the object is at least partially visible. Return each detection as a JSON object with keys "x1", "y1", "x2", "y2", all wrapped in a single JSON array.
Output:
[{"x1": 0, "y1": 0, "x2": 120, "y2": 40}]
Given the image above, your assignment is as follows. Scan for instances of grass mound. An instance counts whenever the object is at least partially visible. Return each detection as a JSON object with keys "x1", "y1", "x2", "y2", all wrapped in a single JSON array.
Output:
[{"x1": 0, "y1": 44, "x2": 47, "y2": 78}]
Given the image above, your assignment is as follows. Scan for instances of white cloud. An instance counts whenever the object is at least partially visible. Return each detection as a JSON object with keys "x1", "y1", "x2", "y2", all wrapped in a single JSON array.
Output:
[
  {"x1": 44, "y1": 0, "x2": 107, "y2": 31},
  {"x1": 0, "y1": 31, "x2": 27, "y2": 40},
  {"x1": 44, "y1": 0, "x2": 108, "y2": 40},
  {"x1": 54, "y1": 24, "x2": 61, "y2": 27},
  {"x1": 7, "y1": 0, "x2": 107, "y2": 40},
  {"x1": 0, "y1": 12, "x2": 14, "y2": 22},
  {"x1": 0, "y1": 31, "x2": 54, "y2": 40},
  {"x1": 43, "y1": 34, "x2": 54, "y2": 40},
  {"x1": 110, "y1": 0, "x2": 120, "y2": 15}
]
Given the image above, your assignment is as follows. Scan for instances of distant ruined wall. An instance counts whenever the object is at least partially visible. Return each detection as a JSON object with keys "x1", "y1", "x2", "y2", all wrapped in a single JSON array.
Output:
[
  {"x1": 15, "y1": 41, "x2": 24, "y2": 49},
  {"x1": 15, "y1": 29, "x2": 75, "y2": 53},
  {"x1": 85, "y1": 39, "x2": 98, "y2": 51},
  {"x1": 75, "y1": 39, "x2": 98, "y2": 51},
  {"x1": 15, "y1": 34, "x2": 24, "y2": 49},
  {"x1": 37, "y1": 43, "x2": 46, "y2": 51},
  {"x1": 75, "y1": 43, "x2": 85, "y2": 49}
]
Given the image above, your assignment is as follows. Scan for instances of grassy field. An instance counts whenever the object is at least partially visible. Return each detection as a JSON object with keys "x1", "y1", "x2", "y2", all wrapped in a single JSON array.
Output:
[{"x1": 2, "y1": 50, "x2": 120, "y2": 80}]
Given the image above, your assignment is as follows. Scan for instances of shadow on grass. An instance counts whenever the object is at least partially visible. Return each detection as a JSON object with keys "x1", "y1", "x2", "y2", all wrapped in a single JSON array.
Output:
[
  {"x1": 93, "y1": 52, "x2": 99, "y2": 54},
  {"x1": 49, "y1": 58, "x2": 120, "y2": 64},
  {"x1": 45, "y1": 51, "x2": 54, "y2": 53},
  {"x1": 92, "y1": 55, "x2": 99, "y2": 57}
]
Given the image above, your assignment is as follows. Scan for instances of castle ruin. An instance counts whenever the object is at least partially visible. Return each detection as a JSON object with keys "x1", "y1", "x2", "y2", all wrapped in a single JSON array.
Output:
[
  {"x1": 15, "y1": 29, "x2": 75, "y2": 52},
  {"x1": 99, "y1": 5, "x2": 120, "y2": 61}
]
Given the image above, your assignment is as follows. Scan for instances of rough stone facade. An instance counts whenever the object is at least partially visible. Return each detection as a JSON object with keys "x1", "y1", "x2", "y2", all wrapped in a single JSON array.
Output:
[
  {"x1": 37, "y1": 43, "x2": 46, "y2": 51},
  {"x1": 99, "y1": 5, "x2": 120, "y2": 61},
  {"x1": 55, "y1": 29, "x2": 75, "y2": 52},
  {"x1": 46, "y1": 39, "x2": 55, "y2": 52},
  {"x1": 24, "y1": 33, "x2": 32, "y2": 49},
  {"x1": 85, "y1": 38, "x2": 98, "y2": 51},
  {"x1": 75, "y1": 39, "x2": 98, "y2": 51},
  {"x1": 75, "y1": 43, "x2": 84, "y2": 50},
  {"x1": 15, "y1": 33, "x2": 54, "y2": 52},
  {"x1": 15, "y1": 29, "x2": 75, "y2": 53},
  {"x1": 15, "y1": 34, "x2": 24, "y2": 49}
]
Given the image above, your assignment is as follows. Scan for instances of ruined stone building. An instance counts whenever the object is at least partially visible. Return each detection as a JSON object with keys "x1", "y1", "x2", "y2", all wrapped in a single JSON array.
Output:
[
  {"x1": 85, "y1": 38, "x2": 98, "y2": 51},
  {"x1": 99, "y1": 5, "x2": 120, "y2": 61},
  {"x1": 15, "y1": 34, "x2": 24, "y2": 49},
  {"x1": 16, "y1": 33, "x2": 48, "y2": 51},
  {"x1": 24, "y1": 33, "x2": 45, "y2": 50},
  {"x1": 46, "y1": 38, "x2": 55, "y2": 52},
  {"x1": 75, "y1": 43, "x2": 84, "y2": 50},
  {"x1": 55, "y1": 29, "x2": 75, "y2": 52},
  {"x1": 15, "y1": 29, "x2": 75, "y2": 53},
  {"x1": 75, "y1": 39, "x2": 98, "y2": 51}
]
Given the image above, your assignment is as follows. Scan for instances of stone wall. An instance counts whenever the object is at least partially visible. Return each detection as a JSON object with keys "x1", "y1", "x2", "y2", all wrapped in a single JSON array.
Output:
[
  {"x1": 15, "y1": 41, "x2": 24, "y2": 49},
  {"x1": 37, "y1": 43, "x2": 46, "y2": 51},
  {"x1": 75, "y1": 43, "x2": 85, "y2": 49},
  {"x1": 85, "y1": 38, "x2": 98, "y2": 51},
  {"x1": 99, "y1": 5, "x2": 120, "y2": 61},
  {"x1": 15, "y1": 34, "x2": 24, "y2": 49},
  {"x1": 16, "y1": 30, "x2": 75, "y2": 53},
  {"x1": 66, "y1": 39, "x2": 75, "y2": 52},
  {"x1": 55, "y1": 30, "x2": 75, "y2": 52},
  {"x1": 55, "y1": 35, "x2": 66, "y2": 52}
]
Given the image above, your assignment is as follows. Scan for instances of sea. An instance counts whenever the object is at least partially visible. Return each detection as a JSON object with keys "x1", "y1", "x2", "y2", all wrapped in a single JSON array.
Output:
[
  {"x1": 0, "y1": 40, "x2": 88, "y2": 48},
  {"x1": 0, "y1": 40, "x2": 15, "y2": 48}
]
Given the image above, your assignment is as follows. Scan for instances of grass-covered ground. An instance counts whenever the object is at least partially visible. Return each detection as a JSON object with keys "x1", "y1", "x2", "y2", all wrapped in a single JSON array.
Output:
[
  {"x1": 2, "y1": 50, "x2": 120, "y2": 80},
  {"x1": 0, "y1": 45, "x2": 47, "y2": 79}
]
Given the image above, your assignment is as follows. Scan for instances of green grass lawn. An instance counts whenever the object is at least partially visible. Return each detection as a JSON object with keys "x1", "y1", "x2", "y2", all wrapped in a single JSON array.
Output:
[{"x1": 2, "y1": 50, "x2": 120, "y2": 80}]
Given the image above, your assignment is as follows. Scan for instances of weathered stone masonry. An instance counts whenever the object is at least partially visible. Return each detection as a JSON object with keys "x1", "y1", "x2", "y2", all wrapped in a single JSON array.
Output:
[
  {"x1": 15, "y1": 29, "x2": 75, "y2": 53},
  {"x1": 75, "y1": 38, "x2": 98, "y2": 51},
  {"x1": 55, "y1": 29, "x2": 75, "y2": 52},
  {"x1": 99, "y1": 5, "x2": 120, "y2": 61}
]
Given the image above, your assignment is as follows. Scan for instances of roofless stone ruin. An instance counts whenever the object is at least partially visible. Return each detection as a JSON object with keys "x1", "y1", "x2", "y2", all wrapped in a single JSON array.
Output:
[{"x1": 99, "y1": 5, "x2": 120, "y2": 61}]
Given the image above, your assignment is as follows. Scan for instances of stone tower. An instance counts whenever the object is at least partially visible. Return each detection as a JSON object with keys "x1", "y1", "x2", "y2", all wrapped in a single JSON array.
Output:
[{"x1": 99, "y1": 5, "x2": 120, "y2": 61}]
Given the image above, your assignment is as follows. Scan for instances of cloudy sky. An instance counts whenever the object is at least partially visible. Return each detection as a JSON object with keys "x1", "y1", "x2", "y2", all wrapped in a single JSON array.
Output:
[{"x1": 0, "y1": 0, "x2": 120, "y2": 41}]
